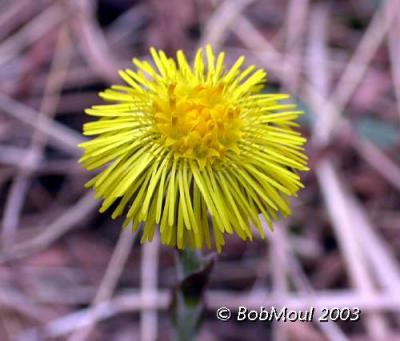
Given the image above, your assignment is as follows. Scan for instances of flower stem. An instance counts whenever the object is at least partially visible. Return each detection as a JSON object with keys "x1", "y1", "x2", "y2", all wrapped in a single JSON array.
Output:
[{"x1": 172, "y1": 249, "x2": 213, "y2": 341}]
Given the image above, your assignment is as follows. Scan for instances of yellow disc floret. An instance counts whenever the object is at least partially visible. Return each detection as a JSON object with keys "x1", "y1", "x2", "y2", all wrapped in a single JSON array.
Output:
[{"x1": 153, "y1": 82, "x2": 242, "y2": 166}]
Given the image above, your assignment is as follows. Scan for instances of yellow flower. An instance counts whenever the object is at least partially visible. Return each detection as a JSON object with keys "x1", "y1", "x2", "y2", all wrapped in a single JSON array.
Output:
[{"x1": 79, "y1": 45, "x2": 308, "y2": 252}]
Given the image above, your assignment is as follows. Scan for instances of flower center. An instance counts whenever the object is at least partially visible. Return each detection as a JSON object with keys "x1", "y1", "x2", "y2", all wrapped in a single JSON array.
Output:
[{"x1": 153, "y1": 82, "x2": 242, "y2": 163}]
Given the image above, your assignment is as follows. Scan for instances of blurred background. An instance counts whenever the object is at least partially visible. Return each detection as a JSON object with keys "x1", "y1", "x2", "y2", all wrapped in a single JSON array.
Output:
[{"x1": 0, "y1": 0, "x2": 400, "y2": 340}]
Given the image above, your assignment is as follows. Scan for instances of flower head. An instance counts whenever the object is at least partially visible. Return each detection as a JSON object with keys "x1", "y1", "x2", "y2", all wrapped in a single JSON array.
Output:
[{"x1": 79, "y1": 45, "x2": 308, "y2": 252}]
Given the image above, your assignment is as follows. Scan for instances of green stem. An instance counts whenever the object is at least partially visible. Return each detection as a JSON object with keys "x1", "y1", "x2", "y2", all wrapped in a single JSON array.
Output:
[{"x1": 172, "y1": 249, "x2": 213, "y2": 341}]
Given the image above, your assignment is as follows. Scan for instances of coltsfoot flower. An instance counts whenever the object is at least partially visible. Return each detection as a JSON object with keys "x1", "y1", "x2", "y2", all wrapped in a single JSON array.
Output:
[{"x1": 79, "y1": 45, "x2": 308, "y2": 252}]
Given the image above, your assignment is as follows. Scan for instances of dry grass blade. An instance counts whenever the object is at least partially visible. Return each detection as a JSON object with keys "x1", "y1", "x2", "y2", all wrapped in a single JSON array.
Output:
[
  {"x1": 330, "y1": 0, "x2": 400, "y2": 113},
  {"x1": 387, "y1": 1, "x2": 400, "y2": 120},
  {"x1": 269, "y1": 226, "x2": 290, "y2": 341},
  {"x1": 67, "y1": 0, "x2": 121, "y2": 83},
  {"x1": 353, "y1": 137, "x2": 400, "y2": 191},
  {"x1": 282, "y1": 0, "x2": 309, "y2": 93},
  {"x1": 200, "y1": 0, "x2": 256, "y2": 47},
  {"x1": 1, "y1": 27, "x2": 72, "y2": 243},
  {"x1": 347, "y1": 196, "x2": 400, "y2": 293},
  {"x1": 231, "y1": 10, "x2": 400, "y2": 193},
  {"x1": 0, "y1": 4, "x2": 62, "y2": 67},
  {"x1": 267, "y1": 223, "x2": 348, "y2": 341},
  {"x1": 0, "y1": 0, "x2": 34, "y2": 41},
  {"x1": 0, "y1": 191, "x2": 99, "y2": 262},
  {"x1": 316, "y1": 161, "x2": 389, "y2": 338},
  {"x1": 0, "y1": 146, "x2": 27, "y2": 167},
  {"x1": 67, "y1": 228, "x2": 137, "y2": 341},
  {"x1": 308, "y1": 5, "x2": 389, "y2": 338},
  {"x1": 36, "y1": 289, "x2": 400, "y2": 338},
  {"x1": 0, "y1": 287, "x2": 53, "y2": 323},
  {"x1": 0, "y1": 93, "x2": 84, "y2": 156},
  {"x1": 39, "y1": 291, "x2": 170, "y2": 338}
]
